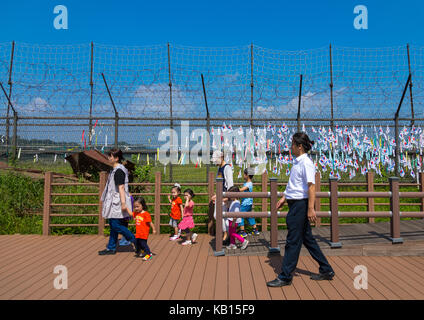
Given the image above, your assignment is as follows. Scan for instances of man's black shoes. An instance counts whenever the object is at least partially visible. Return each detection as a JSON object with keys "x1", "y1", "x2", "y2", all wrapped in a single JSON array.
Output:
[
  {"x1": 310, "y1": 271, "x2": 335, "y2": 281},
  {"x1": 266, "y1": 278, "x2": 292, "y2": 287},
  {"x1": 98, "y1": 249, "x2": 116, "y2": 255}
]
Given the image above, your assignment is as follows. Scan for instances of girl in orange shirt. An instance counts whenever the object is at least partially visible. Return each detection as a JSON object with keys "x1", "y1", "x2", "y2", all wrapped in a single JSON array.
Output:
[
  {"x1": 132, "y1": 197, "x2": 156, "y2": 261},
  {"x1": 168, "y1": 183, "x2": 183, "y2": 241}
]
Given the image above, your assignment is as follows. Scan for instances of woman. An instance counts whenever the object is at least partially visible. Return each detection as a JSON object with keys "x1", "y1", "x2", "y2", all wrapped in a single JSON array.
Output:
[
  {"x1": 98, "y1": 148, "x2": 136, "y2": 255},
  {"x1": 207, "y1": 150, "x2": 234, "y2": 236},
  {"x1": 267, "y1": 132, "x2": 335, "y2": 287}
]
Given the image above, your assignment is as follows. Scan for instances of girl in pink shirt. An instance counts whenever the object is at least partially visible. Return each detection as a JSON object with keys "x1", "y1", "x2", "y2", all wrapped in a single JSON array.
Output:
[{"x1": 178, "y1": 189, "x2": 198, "y2": 245}]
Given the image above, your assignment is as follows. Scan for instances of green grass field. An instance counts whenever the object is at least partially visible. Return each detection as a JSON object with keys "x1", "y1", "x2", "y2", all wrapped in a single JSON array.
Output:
[{"x1": 1, "y1": 159, "x2": 422, "y2": 235}]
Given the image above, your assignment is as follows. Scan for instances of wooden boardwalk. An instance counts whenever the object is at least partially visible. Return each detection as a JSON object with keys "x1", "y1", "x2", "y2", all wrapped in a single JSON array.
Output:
[{"x1": 1, "y1": 230, "x2": 424, "y2": 300}]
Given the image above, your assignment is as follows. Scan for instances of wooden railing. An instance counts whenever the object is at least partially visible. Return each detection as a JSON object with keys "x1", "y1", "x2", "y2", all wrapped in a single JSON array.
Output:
[
  {"x1": 42, "y1": 170, "x2": 424, "y2": 237},
  {"x1": 213, "y1": 176, "x2": 424, "y2": 256}
]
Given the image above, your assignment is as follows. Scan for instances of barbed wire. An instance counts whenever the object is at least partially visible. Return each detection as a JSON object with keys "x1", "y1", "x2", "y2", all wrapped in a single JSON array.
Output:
[{"x1": 0, "y1": 42, "x2": 423, "y2": 152}]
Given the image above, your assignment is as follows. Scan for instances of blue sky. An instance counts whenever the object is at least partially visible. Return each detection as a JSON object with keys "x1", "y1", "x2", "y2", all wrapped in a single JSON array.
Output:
[{"x1": 1, "y1": 0, "x2": 423, "y2": 48}]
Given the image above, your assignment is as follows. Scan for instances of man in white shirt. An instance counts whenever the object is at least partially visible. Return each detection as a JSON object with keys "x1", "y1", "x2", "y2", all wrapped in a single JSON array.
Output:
[{"x1": 267, "y1": 133, "x2": 335, "y2": 287}]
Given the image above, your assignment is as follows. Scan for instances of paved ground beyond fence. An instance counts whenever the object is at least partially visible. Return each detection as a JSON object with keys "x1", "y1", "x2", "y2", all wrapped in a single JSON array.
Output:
[{"x1": 1, "y1": 232, "x2": 424, "y2": 300}]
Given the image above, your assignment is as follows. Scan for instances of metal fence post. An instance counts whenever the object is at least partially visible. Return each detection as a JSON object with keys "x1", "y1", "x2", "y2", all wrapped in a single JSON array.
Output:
[
  {"x1": 329, "y1": 44, "x2": 334, "y2": 129},
  {"x1": 168, "y1": 43, "x2": 173, "y2": 181},
  {"x1": 89, "y1": 41, "x2": 94, "y2": 148},
  {"x1": 367, "y1": 171, "x2": 375, "y2": 223},
  {"x1": 214, "y1": 177, "x2": 225, "y2": 256},
  {"x1": 5, "y1": 41, "x2": 14, "y2": 159},
  {"x1": 297, "y1": 74, "x2": 303, "y2": 132},
  {"x1": 329, "y1": 177, "x2": 341, "y2": 248},
  {"x1": 269, "y1": 177, "x2": 280, "y2": 254},
  {"x1": 407, "y1": 44, "x2": 415, "y2": 127},
  {"x1": 12, "y1": 111, "x2": 18, "y2": 160},
  {"x1": 43, "y1": 172, "x2": 52, "y2": 236},
  {"x1": 389, "y1": 177, "x2": 403, "y2": 244},
  {"x1": 154, "y1": 171, "x2": 162, "y2": 235},
  {"x1": 98, "y1": 171, "x2": 107, "y2": 235},
  {"x1": 114, "y1": 112, "x2": 119, "y2": 149}
]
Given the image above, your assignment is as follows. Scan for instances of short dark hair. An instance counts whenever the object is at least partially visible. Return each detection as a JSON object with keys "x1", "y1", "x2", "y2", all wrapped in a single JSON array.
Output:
[
  {"x1": 227, "y1": 186, "x2": 240, "y2": 193},
  {"x1": 292, "y1": 132, "x2": 315, "y2": 153},
  {"x1": 134, "y1": 197, "x2": 148, "y2": 211},
  {"x1": 183, "y1": 188, "x2": 195, "y2": 198},
  {"x1": 244, "y1": 168, "x2": 254, "y2": 179},
  {"x1": 107, "y1": 148, "x2": 124, "y2": 163}
]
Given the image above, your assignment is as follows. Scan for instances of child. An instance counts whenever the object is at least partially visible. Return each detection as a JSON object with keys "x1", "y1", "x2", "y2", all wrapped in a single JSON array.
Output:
[
  {"x1": 168, "y1": 183, "x2": 183, "y2": 241},
  {"x1": 132, "y1": 197, "x2": 156, "y2": 261},
  {"x1": 225, "y1": 186, "x2": 249, "y2": 250},
  {"x1": 178, "y1": 189, "x2": 198, "y2": 246},
  {"x1": 238, "y1": 168, "x2": 260, "y2": 237}
]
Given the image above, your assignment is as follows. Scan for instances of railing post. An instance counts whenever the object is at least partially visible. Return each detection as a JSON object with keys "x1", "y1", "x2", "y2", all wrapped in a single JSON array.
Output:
[
  {"x1": 208, "y1": 170, "x2": 215, "y2": 235},
  {"x1": 329, "y1": 178, "x2": 341, "y2": 248},
  {"x1": 208, "y1": 171, "x2": 214, "y2": 200},
  {"x1": 43, "y1": 172, "x2": 52, "y2": 236},
  {"x1": 315, "y1": 172, "x2": 321, "y2": 227},
  {"x1": 389, "y1": 177, "x2": 403, "y2": 244},
  {"x1": 261, "y1": 171, "x2": 268, "y2": 232},
  {"x1": 154, "y1": 171, "x2": 162, "y2": 235},
  {"x1": 420, "y1": 172, "x2": 424, "y2": 215},
  {"x1": 367, "y1": 171, "x2": 375, "y2": 223},
  {"x1": 214, "y1": 177, "x2": 225, "y2": 256},
  {"x1": 98, "y1": 171, "x2": 107, "y2": 236},
  {"x1": 269, "y1": 177, "x2": 280, "y2": 254}
]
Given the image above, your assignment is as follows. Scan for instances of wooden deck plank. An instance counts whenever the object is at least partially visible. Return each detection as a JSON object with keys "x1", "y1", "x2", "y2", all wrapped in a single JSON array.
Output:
[
  {"x1": 361, "y1": 256, "x2": 422, "y2": 299},
  {"x1": 382, "y1": 257, "x2": 424, "y2": 290},
  {"x1": 184, "y1": 236, "x2": 211, "y2": 300},
  {"x1": 238, "y1": 256, "x2": 257, "y2": 300},
  {"x1": 0, "y1": 236, "x2": 78, "y2": 291},
  {"x1": 302, "y1": 256, "x2": 343, "y2": 300},
  {"x1": 38, "y1": 237, "x2": 112, "y2": 300},
  {"x1": 401, "y1": 257, "x2": 424, "y2": 271},
  {"x1": 0, "y1": 235, "x2": 41, "y2": 262},
  {"x1": 8, "y1": 236, "x2": 104, "y2": 300},
  {"x1": 214, "y1": 255, "x2": 228, "y2": 300},
  {"x1": 328, "y1": 256, "x2": 375, "y2": 300},
  {"x1": 62, "y1": 246, "x2": 132, "y2": 300},
  {"x1": 289, "y1": 263, "x2": 315, "y2": 300},
  {"x1": 227, "y1": 256, "x2": 242, "y2": 300},
  {"x1": 340, "y1": 255, "x2": 398, "y2": 300},
  {"x1": 127, "y1": 237, "x2": 183, "y2": 300},
  {"x1": 258, "y1": 255, "x2": 286, "y2": 300},
  {"x1": 388, "y1": 257, "x2": 424, "y2": 286},
  {"x1": 199, "y1": 256, "x2": 218, "y2": 300},
  {"x1": 296, "y1": 257, "x2": 329, "y2": 300},
  {"x1": 98, "y1": 236, "x2": 167, "y2": 300},
  {"x1": 153, "y1": 239, "x2": 195, "y2": 300},
  {"x1": 0, "y1": 236, "x2": 70, "y2": 276},
  {"x1": 110, "y1": 236, "x2": 170, "y2": 300},
  {"x1": 247, "y1": 256, "x2": 271, "y2": 300},
  {"x1": 367, "y1": 256, "x2": 424, "y2": 298},
  {"x1": 43, "y1": 236, "x2": 132, "y2": 300},
  {"x1": 83, "y1": 248, "x2": 139, "y2": 299},
  {"x1": 341, "y1": 256, "x2": 403, "y2": 300},
  {"x1": 322, "y1": 257, "x2": 358, "y2": 300},
  {"x1": 170, "y1": 235, "x2": 209, "y2": 300}
]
